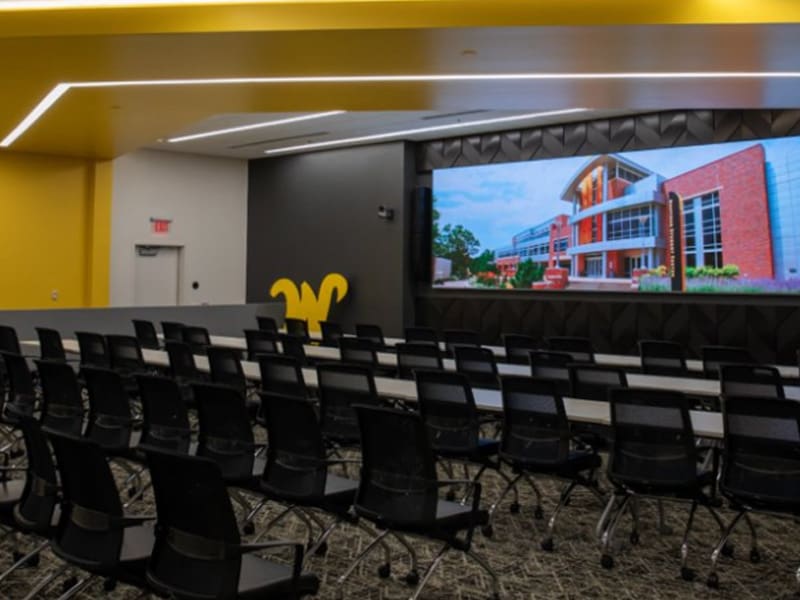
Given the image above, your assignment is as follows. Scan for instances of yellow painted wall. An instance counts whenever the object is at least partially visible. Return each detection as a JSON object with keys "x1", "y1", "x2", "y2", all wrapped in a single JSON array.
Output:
[{"x1": 0, "y1": 151, "x2": 110, "y2": 309}]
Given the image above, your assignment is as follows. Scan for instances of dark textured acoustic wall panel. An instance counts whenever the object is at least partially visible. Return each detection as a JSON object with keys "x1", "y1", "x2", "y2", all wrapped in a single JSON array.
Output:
[{"x1": 414, "y1": 109, "x2": 800, "y2": 363}]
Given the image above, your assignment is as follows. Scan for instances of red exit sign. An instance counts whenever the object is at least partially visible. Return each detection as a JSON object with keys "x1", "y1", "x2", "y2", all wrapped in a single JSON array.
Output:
[{"x1": 150, "y1": 218, "x2": 171, "y2": 234}]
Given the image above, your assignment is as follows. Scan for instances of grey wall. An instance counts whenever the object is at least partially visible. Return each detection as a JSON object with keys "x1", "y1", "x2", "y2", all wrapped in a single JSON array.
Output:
[
  {"x1": 247, "y1": 142, "x2": 415, "y2": 336},
  {"x1": 0, "y1": 302, "x2": 284, "y2": 342}
]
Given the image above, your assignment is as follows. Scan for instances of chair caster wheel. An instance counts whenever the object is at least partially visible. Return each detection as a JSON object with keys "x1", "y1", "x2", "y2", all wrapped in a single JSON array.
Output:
[
  {"x1": 314, "y1": 542, "x2": 328, "y2": 556},
  {"x1": 706, "y1": 573, "x2": 719, "y2": 589},
  {"x1": 721, "y1": 543, "x2": 734, "y2": 558},
  {"x1": 481, "y1": 524, "x2": 494, "y2": 538},
  {"x1": 533, "y1": 506, "x2": 544, "y2": 520},
  {"x1": 104, "y1": 577, "x2": 117, "y2": 591},
  {"x1": 749, "y1": 548, "x2": 761, "y2": 563},
  {"x1": 378, "y1": 563, "x2": 391, "y2": 579},
  {"x1": 601, "y1": 554, "x2": 614, "y2": 570},
  {"x1": 509, "y1": 502, "x2": 520, "y2": 514},
  {"x1": 540, "y1": 538, "x2": 554, "y2": 552},
  {"x1": 405, "y1": 570, "x2": 420, "y2": 586},
  {"x1": 445, "y1": 490, "x2": 456, "y2": 501},
  {"x1": 242, "y1": 522, "x2": 255, "y2": 536},
  {"x1": 629, "y1": 531, "x2": 640, "y2": 545},
  {"x1": 681, "y1": 567, "x2": 696, "y2": 581},
  {"x1": 62, "y1": 576, "x2": 79, "y2": 593}
]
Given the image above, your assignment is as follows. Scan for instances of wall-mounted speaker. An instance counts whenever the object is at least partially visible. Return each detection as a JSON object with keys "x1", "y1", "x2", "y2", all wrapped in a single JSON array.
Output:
[{"x1": 409, "y1": 186, "x2": 432, "y2": 284}]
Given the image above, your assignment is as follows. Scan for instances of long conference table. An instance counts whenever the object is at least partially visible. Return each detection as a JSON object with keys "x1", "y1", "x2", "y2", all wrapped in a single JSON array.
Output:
[{"x1": 25, "y1": 338, "x2": 781, "y2": 441}]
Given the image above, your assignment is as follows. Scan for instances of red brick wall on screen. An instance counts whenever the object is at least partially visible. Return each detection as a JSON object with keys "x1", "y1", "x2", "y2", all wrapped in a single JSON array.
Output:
[{"x1": 661, "y1": 144, "x2": 773, "y2": 278}]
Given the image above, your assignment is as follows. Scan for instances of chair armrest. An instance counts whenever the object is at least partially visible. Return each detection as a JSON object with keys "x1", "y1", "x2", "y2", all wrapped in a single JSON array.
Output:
[
  {"x1": 435, "y1": 479, "x2": 483, "y2": 549},
  {"x1": 239, "y1": 541, "x2": 305, "y2": 582}
]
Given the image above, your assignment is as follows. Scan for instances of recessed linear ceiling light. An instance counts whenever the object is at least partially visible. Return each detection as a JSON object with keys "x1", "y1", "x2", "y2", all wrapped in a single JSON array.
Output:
[
  {"x1": 4, "y1": 71, "x2": 800, "y2": 148},
  {"x1": 264, "y1": 108, "x2": 588, "y2": 155},
  {"x1": 0, "y1": 0, "x2": 282, "y2": 10},
  {"x1": 166, "y1": 110, "x2": 345, "y2": 143}
]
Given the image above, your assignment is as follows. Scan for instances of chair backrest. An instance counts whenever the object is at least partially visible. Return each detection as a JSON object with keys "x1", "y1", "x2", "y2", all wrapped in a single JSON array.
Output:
[
  {"x1": 316, "y1": 363, "x2": 379, "y2": 444},
  {"x1": 443, "y1": 329, "x2": 480, "y2": 355},
  {"x1": 182, "y1": 326, "x2": 211, "y2": 355},
  {"x1": 106, "y1": 334, "x2": 145, "y2": 373},
  {"x1": 638, "y1": 340, "x2": 688, "y2": 376},
  {"x1": 569, "y1": 364, "x2": 628, "y2": 401},
  {"x1": 405, "y1": 326, "x2": 438, "y2": 345},
  {"x1": 500, "y1": 377, "x2": 570, "y2": 465},
  {"x1": 355, "y1": 324, "x2": 385, "y2": 348},
  {"x1": 453, "y1": 346, "x2": 498, "y2": 389},
  {"x1": 76, "y1": 331, "x2": 109, "y2": 368},
  {"x1": 354, "y1": 404, "x2": 439, "y2": 527},
  {"x1": 193, "y1": 383, "x2": 255, "y2": 482},
  {"x1": 0, "y1": 325, "x2": 22, "y2": 355},
  {"x1": 262, "y1": 394, "x2": 328, "y2": 501},
  {"x1": 165, "y1": 340, "x2": 200, "y2": 380},
  {"x1": 284, "y1": 318, "x2": 310, "y2": 342},
  {"x1": 280, "y1": 333, "x2": 307, "y2": 365},
  {"x1": 36, "y1": 327, "x2": 67, "y2": 362},
  {"x1": 319, "y1": 321, "x2": 344, "y2": 347},
  {"x1": 1, "y1": 351, "x2": 36, "y2": 402},
  {"x1": 14, "y1": 417, "x2": 59, "y2": 535},
  {"x1": 144, "y1": 447, "x2": 244, "y2": 598},
  {"x1": 414, "y1": 369, "x2": 479, "y2": 454},
  {"x1": 243, "y1": 329, "x2": 279, "y2": 361},
  {"x1": 256, "y1": 315, "x2": 279, "y2": 334},
  {"x1": 396, "y1": 342, "x2": 443, "y2": 379},
  {"x1": 701, "y1": 345, "x2": 752, "y2": 379},
  {"x1": 721, "y1": 395, "x2": 800, "y2": 506},
  {"x1": 81, "y1": 367, "x2": 134, "y2": 450},
  {"x1": 720, "y1": 364, "x2": 785, "y2": 399},
  {"x1": 132, "y1": 319, "x2": 160, "y2": 350},
  {"x1": 207, "y1": 346, "x2": 248, "y2": 397},
  {"x1": 503, "y1": 334, "x2": 540, "y2": 365},
  {"x1": 529, "y1": 350, "x2": 573, "y2": 395},
  {"x1": 258, "y1": 354, "x2": 307, "y2": 397},
  {"x1": 161, "y1": 321, "x2": 185, "y2": 342},
  {"x1": 546, "y1": 336, "x2": 595, "y2": 363},
  {"x1": 339, "y1": 337, "x2": 379, "y2": 368},
  {"x1": 608, "y1": 388, "x2": 698, "y2": 488},
  {"x1": 46, "y1": 431, "x2": 128, "y2": 571},
  {"x1": 35, "y1": 359, "x2": 84, "y2": 436},
  {"x1": 137, "y1": 375, "x2": 191, "y2": 454}
]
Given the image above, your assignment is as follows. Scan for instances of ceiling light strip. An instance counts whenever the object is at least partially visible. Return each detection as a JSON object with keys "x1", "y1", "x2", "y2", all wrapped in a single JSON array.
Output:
[
  {"x1": 166, "y1": 110, "x2": 345, "y2": 143},
  {"x1": 264, "y1": 108, "x2": 588, "y2": 155},
  {"x1": 0, "y1": 84, "x2": 70, "y2": 147},
  {"x1": 0, "y1": 0, "x2": 284, "y2": 10}
]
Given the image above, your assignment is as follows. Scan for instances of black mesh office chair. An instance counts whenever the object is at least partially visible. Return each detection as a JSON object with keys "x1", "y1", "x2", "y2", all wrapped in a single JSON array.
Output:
[
  {"x1": 405, "y1": 326, "x2": 438, "y2": 345},
  {"x1": 319, "y1": 321, "x2": 344, "y2": 347},
  {"x1": 280, "y1": 333, "x2": 309, "y2": 366},
  {"x1": 355, "y1": 324, "x2": 387, "y2": 350},
  {"x1": 206, "y1": 346, "x2": 258, "y2": 417},
  {"x1": 547, "y1": 336, "x2": 595, "y2": 363},
  {"x1": 443, "y1": 329, "x2": 481, "y2": 356},
  {"x1": 160, "y1": 321, "x2": 185, "y2": 343},
  {"x1": 719, "y1": 364, "x2": 784, "y2": 399},
  {"x1": 136, "y1": 375, "x2": 192, "y2": 454},
  {"x1": 529, "y1": 350, "x2": 573, "y2": 395},
  {"x1": 256, "y1": 315, "x2": 279, "y2": 334},
  {"x1": 701, "y1": 345, "x2": 753, "y2": 379},
  {"x1": 600, "y1": 388, "x2": 725, "y2": 580},
  {"x1": 569, "y1": 364, "x2": 628, "y2": 401},
  {"x1": 75, "y1": 331, "x2": 109, "y2": 368},
  {"x1": 454, "y1": 346, "x2": 499, "y2": 389},
  {"x1": 396, "y1": 342, "x2": 443, "y2": 379},
  {"x1": 132, "y1": 319, "x2": 161, "y2": 350},
  {"x1": 638, "y1": 340, "x2": 688, "y2": 376},
  {"x1": 1, "y1": 352, "x2": 37, "y2": 419},
  {"x1": 35, "y1": 360, "x2": 85, "y2": 436},
  {"x1": 106, "y1": 334, "x2": 151, "y2": 390},
  {"x1": 336, "y1": 404, "x2": 499, "y2": 600},
  {"x1": 143, "y1": 447, "x2": 319, "y2": 599},
  {"x1": 706, "y1": 395, "x2": 800, "y2": 590},
  {"x1": 182, "y1": 325, "x2": 212, "y2": 355},
  {"x1": 316, "y1": 363, "x2": 381, "y2": 448},
  {"x1": 503, "y1": 334, "x2": 540, "y2": 365},
  {"x1": 0, "y1": 325, "x2": 23, "y2": 355},
  {"x1": 45, "y1": 431, "x2": 154, "y2": 593},
  {"x1": 498, "y1": 376, "x2": 604, "y2": 550},
  {"x1": 284, "y1": 318, "x2": 310, "y2": 343},
  {"x1": 244, "y1": 329, "x2": 279, "y2": 361},
  {"x1": 36, "y1": 328, "x2": 73, "y2": 363},
  {"x1": 258, "y1": 354, "x2": 307, "y2": 398},
  {"x1": 339, "y1": 337, "x2": 395, "y2": 377}
]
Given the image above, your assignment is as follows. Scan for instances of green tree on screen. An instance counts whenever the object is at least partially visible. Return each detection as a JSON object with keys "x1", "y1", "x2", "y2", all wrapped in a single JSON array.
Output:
[
  {"x1": 438, "y1": 224, "x2": 480, "y2": 279},
  {"x1": 470, "y1": 249, "x2": 496, "y2": 274},
  {"x1": 511, "y1": 259, "x2": 545, "y2": 289}
]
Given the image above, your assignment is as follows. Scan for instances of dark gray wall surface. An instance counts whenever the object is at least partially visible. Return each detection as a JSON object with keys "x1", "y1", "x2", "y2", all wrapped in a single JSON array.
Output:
[
  {"x1": 0, "y1": 302, "x2": 284, "y2": 342},
  {"x1": 247, "y1": 142, "x2": 414, "y2": 337}
]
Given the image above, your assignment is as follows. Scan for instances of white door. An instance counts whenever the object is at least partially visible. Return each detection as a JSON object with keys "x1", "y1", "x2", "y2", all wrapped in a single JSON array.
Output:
[{"x1": 134, "y1": 245, "x2": 181, "y2": 306}]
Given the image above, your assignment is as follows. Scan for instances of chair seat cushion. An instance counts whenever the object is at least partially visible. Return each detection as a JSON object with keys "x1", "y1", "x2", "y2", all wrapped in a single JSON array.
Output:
[
  {"x1": 434, "y1": 499, "x2": 489, "y2": 531},
  {"x1": 0, "y1": 479, "x2": 25, "y2": 510},
  {"x1": 120, "y1": 522, "x2": 156, "y2": 563},
  {"x1": 323, "y1": 473, "x2": 359, "y2": 503},
  {"x1": 238, "y1": 553, "x2": 320, "y2": 599}
]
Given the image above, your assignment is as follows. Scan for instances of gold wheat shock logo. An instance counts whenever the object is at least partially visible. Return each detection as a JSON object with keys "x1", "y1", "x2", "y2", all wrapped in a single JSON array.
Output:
[{"x1": 269, "y1": 273, "x2": 349, "y2": 332}]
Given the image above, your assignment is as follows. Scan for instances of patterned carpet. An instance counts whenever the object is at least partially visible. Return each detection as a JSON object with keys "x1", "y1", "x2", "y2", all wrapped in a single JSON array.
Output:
[{"x1": 2, "y1": 450, "x2": 800, "y2": 600}]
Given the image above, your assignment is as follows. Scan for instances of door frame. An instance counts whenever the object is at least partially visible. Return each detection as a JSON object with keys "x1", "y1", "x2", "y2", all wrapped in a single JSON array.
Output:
[{"x1": 133, "y1": 241, "x2": 185, "y2": 306}]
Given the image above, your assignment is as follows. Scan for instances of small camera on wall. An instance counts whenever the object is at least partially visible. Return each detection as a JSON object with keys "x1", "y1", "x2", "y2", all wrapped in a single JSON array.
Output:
[{"x1": 377, "y1": 205, "x2": 394, "y2": 221}]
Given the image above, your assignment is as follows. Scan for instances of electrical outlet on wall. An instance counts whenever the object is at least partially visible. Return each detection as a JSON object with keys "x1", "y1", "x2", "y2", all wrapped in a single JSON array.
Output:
[{"x1": 51, "y1": 289, "x2": 58, "y2": 301}]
